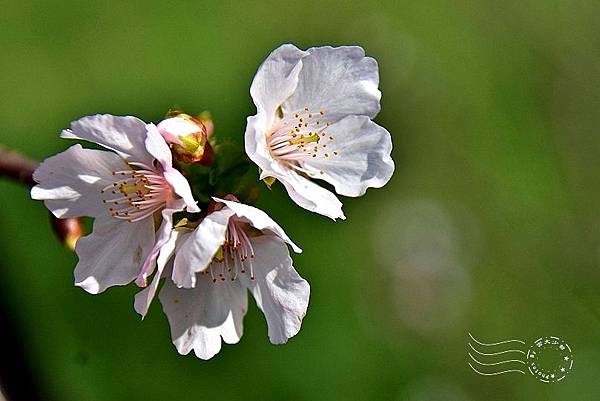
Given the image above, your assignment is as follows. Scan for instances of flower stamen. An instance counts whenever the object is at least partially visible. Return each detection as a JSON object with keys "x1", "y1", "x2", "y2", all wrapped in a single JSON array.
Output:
[
  {"x1": 206, "y1": 218, "x2": 256, "y2": 283},
  {"x1": 266, "y1": 107, "x2": 339, "y2": 176},
  {"x1": 101, "y1": 168, "x2": 171, "y2": 223}
]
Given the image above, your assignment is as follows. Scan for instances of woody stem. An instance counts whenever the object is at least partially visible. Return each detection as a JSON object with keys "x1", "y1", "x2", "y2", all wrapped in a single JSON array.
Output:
[
  {"x1": 0, "y1": 145, "x2": 38, "y2": 187},
  {"x1": 0, "y1": 144, "x2": 82, "y2": 250}
]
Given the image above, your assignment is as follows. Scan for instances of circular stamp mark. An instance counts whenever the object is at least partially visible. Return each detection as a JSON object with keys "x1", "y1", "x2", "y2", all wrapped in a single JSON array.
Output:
[{"x1": 527, "y1": 336, "x2": 573, "y2": 383}]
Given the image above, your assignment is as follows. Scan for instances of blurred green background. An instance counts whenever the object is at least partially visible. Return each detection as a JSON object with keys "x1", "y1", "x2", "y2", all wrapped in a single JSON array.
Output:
[{"x1": 1, "y1": 0, "x2": 600, "y2": 400}]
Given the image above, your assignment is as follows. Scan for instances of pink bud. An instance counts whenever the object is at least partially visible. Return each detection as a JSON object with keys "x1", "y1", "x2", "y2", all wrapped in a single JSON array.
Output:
[{"x1": 157, "y1": 114, "x2": 213, "y2": 165}]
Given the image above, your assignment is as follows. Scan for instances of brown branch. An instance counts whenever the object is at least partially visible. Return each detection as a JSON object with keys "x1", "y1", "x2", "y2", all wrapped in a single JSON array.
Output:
[
  {"x1": 0, "y1": 145, "x2": 82, "y2": 250},
  {"x1": 0, "y1": 145, "x2": 38, "y2": 187}
]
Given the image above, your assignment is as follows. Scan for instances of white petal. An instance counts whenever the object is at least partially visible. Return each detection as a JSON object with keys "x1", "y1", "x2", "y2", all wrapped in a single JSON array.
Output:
[
  {"x1": 245, "y1": 45, "x2": 307, "y2": 175},
  {"x1": 302, "y1": 116, "x2": 394, "y2": 197},
  {"x1": 61, "y1": 114, "x2": 154, "y2": 166},
  {"x1": 31, "y1": 145, "x2": 127, "y2": 218},
  {"x1": 144, "y1": 123, "x2": 173, "y2": 170},
  {"x1": 134, "y1": 229, "x2": 182, "y2": 318},
  {"x1": 74, "y1": 216, "x2": 155, "y2": 294},
  {"x1": 239, "y1": 236, "x2": 310, "y2": 344},
  {"x1": 171, "y1": 208, "x2": 234, "y2": 288},
  {"x1": 213, "y1": 197, "x2": 301, "y2": 253},
  {"x1": 159, "y1": 274, "x2": 247, "y2": 360},
  {"x1": 146, "y1": 124, "x2": 199, "y2": 213},
  {"x1": 135, "y1": 207, "x2": 177, "y2": 287},
  {"x1": 250, "y1": 44, "x2": 307, "y2": 118},
  {"x1": 272, "y1": 165, "x2": 345, "y2": 220},
  {"x1": 244, "y1": 114, "x2": 275, "y2": 177},
  {"x1": 163, "y1": 168, "x2": 199, "y2": 212},
  {"x1": 284, "y1": 46, "x2": 381, "y2": 122}
]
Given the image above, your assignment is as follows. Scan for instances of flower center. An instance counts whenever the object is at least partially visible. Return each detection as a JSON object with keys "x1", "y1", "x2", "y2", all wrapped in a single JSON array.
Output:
[
  {"x1": 101, "y1": 168, "x2": 171, "y2": 222},
  {"x1": 266, "y1": 107, "x2": 339, "y2": 176},
  {"x1": 204, "y1": 218, "x2": 256, "y2": 283}
]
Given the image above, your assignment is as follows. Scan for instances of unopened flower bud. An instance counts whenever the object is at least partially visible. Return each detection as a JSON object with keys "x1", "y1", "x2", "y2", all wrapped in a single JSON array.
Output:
[
  {"x1": 197, "y1": 111, "x2": 214, "y2": 139},
  {"x1": 51, "y1": 216, "x2": 83, "y2": 251},
  {"x1": 157, "y1": 114, "x2": 213, "y2": 165}
]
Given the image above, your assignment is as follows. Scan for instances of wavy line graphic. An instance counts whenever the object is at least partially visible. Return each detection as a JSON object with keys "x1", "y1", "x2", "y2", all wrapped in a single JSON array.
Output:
[
  {"x1": 468, "y1": 342, "x2": 526, "y2": 356},
  {"x1": 468, "y1": 353, "x2": 526, "y2": 366},
  {"x1": 468, "y1": 363, "x2": 526, "y2": 376},
  {"x1": 468, "y1": 333, "x2": 527, "y2": 376},
  {"x1": 468, "y1": 332, "x2": 525, "y2": 346}
]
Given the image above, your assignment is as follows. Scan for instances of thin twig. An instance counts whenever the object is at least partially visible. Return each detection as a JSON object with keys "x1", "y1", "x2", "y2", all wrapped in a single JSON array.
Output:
[
  {"x1": 0, "y1": 145, "x2": 38, "y2": 187},
  {"x1": 0, "y1": 145, "x2": 82, "y2": 250}
]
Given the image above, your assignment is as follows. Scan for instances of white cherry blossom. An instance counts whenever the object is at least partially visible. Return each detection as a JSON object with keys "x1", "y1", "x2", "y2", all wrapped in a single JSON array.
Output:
[
  {"x1": 31, "y1": 114, "x2": 199, "y2": 294},
  {"x1": 245, "y1": 44, "x2": 395, "y2": 220},
  {"x1": 134, "y1": 197, "x2": 309, "y2": 360}
]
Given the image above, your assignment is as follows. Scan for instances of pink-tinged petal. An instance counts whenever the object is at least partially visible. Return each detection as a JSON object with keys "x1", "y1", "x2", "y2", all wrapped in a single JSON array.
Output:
[
  {"x1": 156, "y1": 118, "x2": 187, "y2": 145},
  {"x1": 159, "y1": 273, "x2": 247, "y2": 360},
  {"x1": 171, "y1": 208, "x2": 234, "y2": 288},
  {"x1": 135, "y1": 206, "x2": 178, "y2": 287},
  {"x1": 146, "y1": 124, "x2": 199, "y2": 213},
  {"x1": 144, "y1": 124, "x2": 173, "y2": 170},
  {"x1": 273, "y1": 166, "x2": 345, "y2": 220},
  {"x1": 163, "y1": 168, "x2": 199, "y2": 212},
  {"x1": 31, "y1": 145, "x2": 127, "y2": 218},
  {"x1": 134, "y1": 229, "x2": 183, "y2": 318},
  {"x1": 301, "y1": 116, "x2": 394, "y2": 197},
  {"x1": 213, "y1": 197, "x2": 301, "y2": 253},
  {"x1": 284, "y1": 46, "x2": 381, "y2": 122},
  {"x1": 74, "y1": 216, "x2": 155, "y2": 294},
  {"x1": 61, "y1": 114, "x2": 154, "y2": 166},
  {"x1": 239, "y1": 236, "x2": 310, "y2": 344}
]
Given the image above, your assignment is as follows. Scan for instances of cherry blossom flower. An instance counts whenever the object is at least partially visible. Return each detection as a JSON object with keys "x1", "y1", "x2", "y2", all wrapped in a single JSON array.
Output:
[
  {"x1": 31, "y1": 114, "x2": 199, "y2": 294},
  {"x1": 245, "y1": 44, "x2": 395, "y2": 220},
  {"x1": 134, "y1": 197, "x2": 309, "y2": 360}
]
